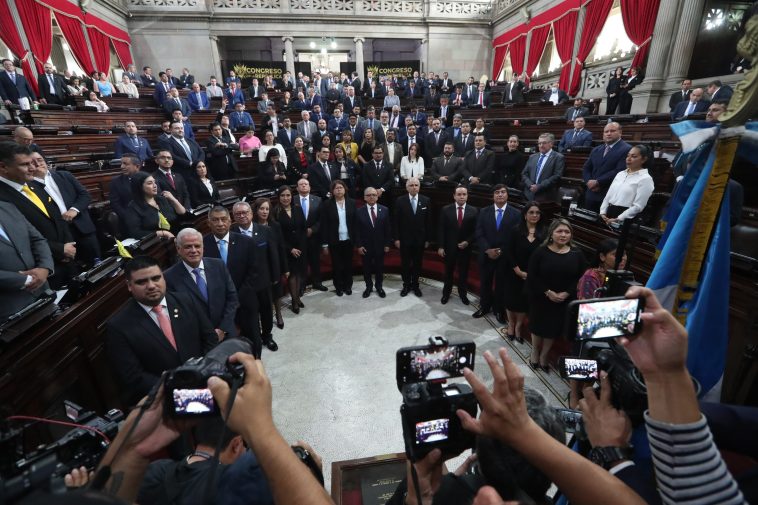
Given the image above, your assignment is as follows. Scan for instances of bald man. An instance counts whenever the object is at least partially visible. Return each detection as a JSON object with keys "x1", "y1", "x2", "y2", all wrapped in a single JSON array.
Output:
[{"x1": 13, "y1": 127, "x2": 45, "y2": 157}]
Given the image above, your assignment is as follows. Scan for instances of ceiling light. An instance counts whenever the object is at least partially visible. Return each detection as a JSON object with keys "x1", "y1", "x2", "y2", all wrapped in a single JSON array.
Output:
[
  {"x1": 309, "y1": 41, "x2": 316, "y2": 49},
  {"x1": 320, "y1": 48, "x2": 327, "y2": 54},
  {"x1": 331, "y1": 41, "x2": 337, "y2": 49}
]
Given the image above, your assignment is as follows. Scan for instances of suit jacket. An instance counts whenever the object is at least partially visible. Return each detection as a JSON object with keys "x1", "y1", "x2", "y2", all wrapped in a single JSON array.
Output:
[
  {"x1": 0, "y1": 201, "x2": 54, "y2": 318},
  {"x1": 564, "y1": 106, "x2": 590, "y2": 121},
  {"x1": 582, "y1": 140, "x2": 632, "y2": 205},
  {"x1": 430, "y1": 156, "x2": 463, "y2": 182},
  {"x1": 382, "y1": 142, "x2": 403, "y2": 173},
  {"x1": 454, "y1": 134, "x2": 475, "y2": 157},
  {"x1": 224, "y1": 225, "x2": 279, "y2": 288},
  {"x1": 47, "y1": 170, "x2": 96, "y2": 235},
  {"x1": 163, "y1": 258, "x2": 239, "y2": 337},
  {"x1": 542, "y1": 89, "x2": 570, "y2": 104},
  {"x1": 166, "y1": 136, "x2": 205, "y2": 175},
  {"x1": 304, "y1": 95, "x2": 323, "y2": 110},
  {"x1": 163, "y1": 96, "x2": 192, "y2": 117},
  {"x1": 462, "y1": 149, "x2": 496, "y2": 184},
  {"x1": 502, "y1": 81, "x2": 525, "y2": 103},
  {"x1": 152, "y1": 82, "x2": 172, "y2": 105},
  {"x1": 225, "y1": 88, "x2": 245, "y2": 108},
  {"x1": 355, "y1": 203, "x2": 391, "y2": 253},
  {"x1": 247, "y1": 84, "x2": 264, "y2": 99},
  {"x1": 671, "y1": 99, "x2": 710, "y2": 120},
  {"x1": 558, "y1": 128, "x2": 593, "y2": 152},
  {"x1": 438, "y1": 203, "x2": 478, "y2": 253},
  {"x1": 178, "y1": 74, "x2": 194, "y2": 89},
  {"x1": 114, "y1": 134, "x2": 154, "y2": 161},
  {"x1": 187, "y1": 176, "x2": 220, "y2": 207},
  {"x1": 186, "y1": 91, "x2": 210, "y2": 111},
  {"x1": 37, "y1": 73, "x2": 68, "y2": 104},
  {"x1": 435, "y1": 106, "x2": 454, "y2": 126},
  {"x1": 424, "y1": 130, "x2": 450, "y2": 163},
  {"x1": 152, "y1": 169, "x2": 191, "y2": 210},
  {"x1": 468, "y1": 90, "x2": 491, "y2": 108},
  {"x1": 308, "y1": 160, "x2": 339, "y2": 198},
  {"x1": 0, "y1": 71, "x2": 36, "y2": 103},
  {"x1": 521, "y1": 150, "x2": 565, "y2": 202},
  {"x1": 393, "y1": 193, "x2": 432, "y2": 245},
  {"x1": 361, "y1": 160, "x2": 394, "y2": 194},
  {"x1": 124, "y1": 71, "x2": 142, "y2": 86},
  {"x1": 328, "y1": 116, "x2": 348, "y2": 138},
  {"x1": 140, "y1": 73, "x2": 156, "y2": 87},
  {"x1": 108, "y1": 174, "x2": 134, "y2": 219},
  {"x1": 0, "y1": 180, "x2": 73, "y2": 262},
  {"x1": 257, "y1": 99, "x2": 274, "y2": 114},
  {"x1": 321, "y1": 197, "x2": 357, "y2": 245},
  {"x1": 277, "y1": 128, "x2": 297, "y2": 149},
  {"x1": 105, "y1": 292, "x2": 218, "y2": 405},
  {"x1": 342, "y1": 95, "x2": 363, "y2": 111},
  {"x1": 669, "y1": 89, "x2": 691, "y2": 111},
  {"x1": 296, "y1": 120, "x2": 318, "y2": 145},
  {"x1": 203, "y1": 232, "x2": 262, "y2": 293},
  {"x1": 475, "y1": 204, "x2": 520, "y2": 261}
]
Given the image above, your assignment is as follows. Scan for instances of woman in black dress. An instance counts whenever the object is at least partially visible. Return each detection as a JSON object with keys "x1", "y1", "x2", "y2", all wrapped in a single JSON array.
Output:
[
  {"x1": 259, "y1": 148, "x2": 288, "y2": 190},
  {"x1": 272, "y1": 185, "x2": 306, "y2": 313},
  {"x1": 500, "y1": 135, "x2": 527, "y2": 188},
  {"x1": 124, "y1": 172, "x2": 186, "y2": 239},
  {"x1": 333, "y1": 144, "x2": 358, "y2": 196},
  {"x1": 252, "y1": 197, "x2": 288, "y2": 335},
  {"x1": 286, "y1": 136, "x2": 312, "y2": 184},
  {"x1": 619, "y1": 66, "x2": 643, "y2": 114},
  {"x1": 358, "y1": 128, "x2": 377, "y2": 166},
  {"x1": 527, "y1": 218, "x2": 587, "y2": 372},
  {"x1": 187, "y1": 160, "x2": 220, "y2": 208},
  {"x1": 606, "y1": 66, "x2": 626, "y2": 115},
  {"x1": 503, "y1": 202, "x2": 545, "y2": 343}
]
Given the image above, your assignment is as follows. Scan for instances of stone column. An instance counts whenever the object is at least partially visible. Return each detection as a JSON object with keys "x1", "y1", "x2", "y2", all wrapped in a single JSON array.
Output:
[
  {"x1": 354, "y1": 37, "x2": 365, "y2": 81},
  {"x1": 644, "y1": 0, "x2": 681, "y2": 84},
  {"x1": 282, "y1": 36, "x2": 295, "y2": 76},
  {"x1": 209, "y1": 35, "x2": 223, "y2": 79},
  {"x1": 523, "y1": 30, "x2": 532, "y2": 78},
  {"x1": 667, "y1": 0, "x2": 706, "y2": 83}
]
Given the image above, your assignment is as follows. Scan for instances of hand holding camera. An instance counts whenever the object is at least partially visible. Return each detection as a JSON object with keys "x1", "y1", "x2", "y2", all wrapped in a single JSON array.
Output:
[{"x1": 578, "y1": 373, "x2": 632, "y2": 449}]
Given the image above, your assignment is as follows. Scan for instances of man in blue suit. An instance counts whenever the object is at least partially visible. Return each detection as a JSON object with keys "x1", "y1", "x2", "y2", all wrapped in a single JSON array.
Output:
[
  {"x1": 114, "y1": 121, "x2": 154, "y2": 162},
  {"x1": 164, "y1": 228, "x2": 239, "y2": 341},
  {"x1": 355, "y1": 186, "x2": 392, "y2": 298},
  {"x1": 473, "y1": 184, "x2": 520, "y2": 323},
  {"x1": 152, "y1": 72, "x2": 172, "y2": 105},
  {"x1": 224, "y1": 82, "x2": 245, "y2": 109},
  {"x1": 229, "y1": 103, "x2": 254, "y2": 132},
  {"x1": 304, "y1": 88, "x2": 322, "y2": 110},
  {"x1": 0, "y1": 59, "x2": 37, "y2": 109},
  {"x1": 581, "y1": 122, "x2": 631, "y2": 212},
  {"x1": 671, "y1": 87, "x2": 709, "y2": 120},
  {"x1": 328, "y1": 109, "x2": 348, "y2": 140},
  {"x1": 557, "y1": 117, "x2": 593, "y2": 153},
  {"x1": 186, "y1": 82, "x2": 211, "y2": 111},
  {"x1": 408, "y1": 105, "x2": 427, "y2": 127},
  {"x1": 163, "y1": 87, "x2": 192, "y2": 118}
]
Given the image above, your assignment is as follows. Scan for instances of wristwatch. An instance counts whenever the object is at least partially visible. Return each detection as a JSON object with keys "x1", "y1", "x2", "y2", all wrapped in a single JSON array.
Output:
[{"x1": 588, "y1": 446, "x2": 633, "y2": 469}]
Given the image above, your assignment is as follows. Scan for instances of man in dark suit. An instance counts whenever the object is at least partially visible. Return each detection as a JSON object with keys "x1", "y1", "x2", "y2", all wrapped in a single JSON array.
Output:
[
  {"x1": 309, "y1": 146, "x2": 339, "y2": 199},
  {"x1": 454, "y1": 121, "x2": 476, "y2": 157},
  {"x1": 558, "y1": 117, "x2": 593, "y2": 153},
  {"x1": 163, "y1": 87, "x2": 192, "y2": 118},
  {"x1": 439, "y1": 72, "x2": 453, "y2": 93},
  {"x1": 402, "y1": 124, "x2": 425, "y2": 158},
  {"x1": 355, "y1": 186, "x2": 391, "y2": 298},
  {"x1": 462, "y1": 134, "x2": 495, "y2": 185},
  {"x1": 581, "y1": 122, "x2": 632, "y2": 212},
  {"x1": 707, "y1": 80, "x2": 733, "y2": 103},
  {"x1": 105, "y1": 255, "x2": 218, "y2": 405},
  {"x1": 140, "y1": 66, "x2": 157, "y2": 88},
  {"x1": 668, "y1": 79, "x2": 692, "y2": 112},
  {"x1": 152, "y1": 149, "x2": 192, "y2": 210},
  {"x1": 0, "y1": 201, "x2": 54, "y2": 319},
  {"x1": 671, "y1": 88, "x2": 710, "y2": 120},
  {"x1": 473, "y1": 185, "x2": 520, "y2": 322},
  {"x1": 224, "y1": 82, "x2": 245, "y2": 109},
  {"x1": 449, "y1": 86, "x2": 466, "y2": 107},
  {"x1": 564, "y1": 98, "x2": 590, "y2": 121},
  {"x1": 0, "y1": 142, "x2": 76, "y2": 289},
  {"x1": 521, "y1": 133, "x2": 565, "y2": 203},
  {"x1": 109, "y1": 154, "x2": 140, "y2": 233},
  {"x1": 164, "y1": 228, "x2": 239, "y2": 341},
  {"x1": 123, "y1": 65, "x2": 142, "y2": 87},
  {"x1": 541, "y1": 83, "x2": 570, "y2": 105},
  {"x1": 178, "y1": 68, "x2": 194, "y2": 89},
  {"x1": 310, "y1": 118, "x2": 333, "y2": 149},
  {"x1": 165, "y1": 123, "x2": 205, "y2": 177},
  {"x1": 468, "y1": 83, "x2": 490, "y2": 108},
  {"x1": 393, "y1": 177, "x2": 431, "y2": 297},
  {"x1": 114, "y1": 121, "x2": 154, "y2": 162},
  {"x1": 37, "y1": 63, "x2": 68, "y2": 106},
  {"x1": 277, "y1": 118, "x2": 296, "y2": 149},
  {"x1": 502, "y1": 74, "x2": 525, "y2": 104},
  {"x1": 424, "y1": 118, "x2": 449, "y2": 167},
  {"x1": 0, "y1": 59, "x2": 37, "y2": 108},
  {"x1": 382, "y1": 129, "x2": 403, "y2": 174},
  {"x1": 230, "y1": 103, "x2": 255, "y2": 132},
  {"x1": 296, "y1": 179, "x2": 327, "y2": 291},
  {"x1": 430, "y1": 142, "x2": 463, "y2": 183},
  {"x1": 435, "y1": 96, "x2": 454, "y2": 127},
  {"x1": 342, "y1": 86, "x2": 363, "y2": 111},
  {"x1": 361, "y1": 145, "x2": 394, "y2": 207},
  {"x1": 437, "y1": 186, "x2": 478, "y2": 305},
  {"x1": 152, "y1": 73, "x2": 172, "y2": 106},
  {"x1": 30, "y1": 152, "x2": 101, "y2": 264},
  {"x1": 186, "y1": 82, "x2": 211, "y2": 111}
]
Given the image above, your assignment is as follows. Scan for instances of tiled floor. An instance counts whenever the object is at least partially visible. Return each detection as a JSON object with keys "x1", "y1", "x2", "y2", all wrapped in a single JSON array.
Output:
[{"x1": 262, "y1": 275, "x2": 569, "y2": 489}]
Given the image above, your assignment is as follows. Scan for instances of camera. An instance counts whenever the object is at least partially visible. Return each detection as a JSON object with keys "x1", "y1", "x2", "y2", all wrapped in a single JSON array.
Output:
[
  {"x1": 164, "y1": 338, "x2": 253, "y2": 417},
  {"x1": 397, "y1": 337, "x2": 478, "y2": 462}
]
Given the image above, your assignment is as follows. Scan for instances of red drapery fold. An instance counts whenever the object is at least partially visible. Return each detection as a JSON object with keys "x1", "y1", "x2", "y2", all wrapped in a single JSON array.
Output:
[
  {"x1": 620, "y1": 0, "x2": 661, "y2": 71},
  {"x1": 86, "y1": 19, "x2": 111, "y2": 73},
  {"x1": 0, "y1": 0, "x2": 38, "y2": 97},
  {"x1": 111, "y1": 39, "x2": 133, "y2": 68},
  {"x1": 569, "y1": 0, "x2": 613, "y2": 96},
  {"x1": 15, "y1": 0, "x2": 53, "y2": 94},
  {"x1": 509, "y1": 35, "x2": 527, "y2": 77},
  {"x1": 492, "y1": 45, "x2": 508, "y2": 82},
  {"x1": 53, "y1": 13, "x2": 94, "y2": 75},
  {"x1": 525, "y1": 24, "x2": 551, "y2": 78},
  {"x1": 553, "y1": 10, "x2": 578, "y2": 93}
]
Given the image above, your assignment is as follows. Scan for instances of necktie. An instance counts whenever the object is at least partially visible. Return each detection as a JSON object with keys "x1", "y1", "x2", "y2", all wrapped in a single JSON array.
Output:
[
  {"x1": 10, "y1": 73, "x2": 16, "y2": 84},
  {"x1": 496, "y1": 208, "x2": 503, "y2": 230},
  {"x1": 305, "y1": 123, "x2": 310, "y2": 137},
  {"x1": 572, "y1": 130, "x2": 578, "y2": 142},
  {"x1": 180, "y1": 139, "x2": 191, "y2": 160},
  {"x1": 457, "y1": 206, "x2": 463, "y2": 227},
  {"x1": 151, "y1": 305, "x2": 177, "y2": 350},
  {"x1": 48, "y1": 74, "x2": 55, "y2": 94},
  {"x1": 244, "y1": 229, "x2": 252, "y2": 237},
  {"x1": 572, "y1": 109, "x2": 578, "y2": 120},
  {"x1": 323, "y1": 162, "x2": 331, "y2": 180},
  {"x1": 535, "y1": 154, "x2": 547, "y2": 182},
  {"x1": 411, "y1": 196, "x2": 417, "y2": 214},
  {"x1": 370, "y1": 206, "x2": 377, "y2": 227},
  {"x1": 685, "y1": 102, "x2": 695, "y2": 116},
  {"x1": 197, "y1": 93, "x2": 202, "y2": 106},
  {"x1": 175, "y1": 98, "x2": 180, "y2": 108},
  {"x1": 165, "y1": 171, "x2": 176, "y2": 188},
  {"x1": 21, "y1": 185, "x2": 49, "y2": 218},
  {"x1": 478, "y1": 92, "x2": 483, "y2": 106},
  {"x1": 410, "y1": 137, "x2": 415, "y2": 145},
  {"x1": 603, "y1": 144, "x2": 611, "y2": 157},
  {"x1": 462, "y1": 135, "x2": 467, "y2": 145},
  {"x1": 218, "y1": 239, "x2": 228, "y2": 264},
  {"x1": 192, "y1": 268, "x2": 208, "y2": 301},
  {"x1": 301, "y1": 197, "x2": 308, "y2": 218},
  {"x1": 132, "y1": 135, "x2": 139, "y2": 147},
  {"x1": 375, "y1": 161, "x2": 380, "y2": 172},
  {"x1": 476, "y1": 150, "x2": 481, "y2": 159},
  {"x1": 444, "y1": 157, "x2": 448, "y2": 168}
]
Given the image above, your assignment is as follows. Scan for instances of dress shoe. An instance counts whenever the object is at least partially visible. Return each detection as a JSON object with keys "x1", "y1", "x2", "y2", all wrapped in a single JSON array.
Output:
[
  {"x1": 265, "y1": 338, "x2": 279, "y2": 352},
  {"x1": 291, "y1": 304, "x2": 300, "y2": 314},
  {"x1": 276, "y1": 320, "x2": 284, "y2": 330},
  {"x1": 363, "y1": 288, "x2": 372, "y2": 298},
  {"x1": 441, "y1": 293, "x2": 450, "y2": 304},
  {"x1": 298, "y1": 300, "x2": 305, "y2": 308},
  {"x1": 377, "y1": 287, "x2": 386, "y2": 298},
  {"x1": 472, "y1": 308, "x2": 489, "y2": 318},
  {"x1": 505, "y1": 333, "x2": 516, "y2": 341},
  {"x1": 313, "y1": 284, "x2": 328, "y2": 291},
  {"x1": 460, "y1": 294, "x2": 470, "y2": 305},
  {"x1": 345, "y1": 289, "x2": 352, "y2": 295},
  {"x1": 400, "y1": 286, "x2": 410, "y2": 297},
  {"x1": 496, "y1": 313, "x2": 506, "y2": 325},
  {"x1": 336, "y1": 290, "x2": 343, "y2": 296},
  {"x1": 540, "y1": 363, "x2": 551, "y2": 374},
  {"x1": 529, "y1": 361, "x2": 541, "y2": 370},
  {"x1": 413, "y1": 286, "x2": 423, "y2": 297}
]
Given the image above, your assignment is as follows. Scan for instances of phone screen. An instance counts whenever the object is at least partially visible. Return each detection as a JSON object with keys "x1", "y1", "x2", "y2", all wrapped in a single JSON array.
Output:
[
  {"x1": 561, "y1": 358, "x2": 599, "y2": 381},
  {"x1": 574, "y1": 297, "x2": 642, "y2": 340},
  {"x1": 172, "y1": 388, "x2": 218, "y2": 415},
  {"x1": 398, "y1": 343, "x2": 475, "y2": 384},
  {"x1": 415, "y1": 418, "x2": 450, "y2": 444}
]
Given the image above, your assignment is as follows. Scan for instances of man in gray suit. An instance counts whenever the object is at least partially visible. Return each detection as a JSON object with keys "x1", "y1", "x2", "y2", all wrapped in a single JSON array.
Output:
[
  {"x1": 0, "y1": 201, "x2": 54, "y2": 319},
  {"x1": 521, "y1": 133, "x2": 565, "y2": 202},
  {"x1": 296, "y1": 110, "x2": 318, "y2": 147}
]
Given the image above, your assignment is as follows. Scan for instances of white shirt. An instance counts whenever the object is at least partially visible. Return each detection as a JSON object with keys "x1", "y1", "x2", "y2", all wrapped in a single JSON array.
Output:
[
  {"x1": 258, "y1": 144, "x2": 287, "y2": 167},
  {"x1": 183, "y1": 260, "x2": 206, "y2": 284},
  {"x1": 201, "y1": 178, "x2": 214, "y2": 195},
  {"x1": 400, "y1": 156, "x2": 425, "y2": 180},
  {"x1": 38, "y1": 172, "x2": 70, "y2": 215},
  {"x1": 336, "y1": 201, "x2": 349, "y2": 241},
  {"x1": 138, "y1": 296, "x2": 169, "y2": 328},
  {"x1": 549, "y1": 90, "x2": 560, "y2": 105},
  {"x1": 600, "y1": 169, "x2": 655, "y2": 220},
  {"x1": 238, "y1": 223, "x2": 253, "y2": 237}
]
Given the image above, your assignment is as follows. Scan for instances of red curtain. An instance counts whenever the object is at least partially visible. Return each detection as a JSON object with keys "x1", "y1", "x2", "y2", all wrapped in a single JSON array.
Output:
[
  {"x1": 15, "y1": 0, "x2": 53, "y2": 95},
  {"x1": 509, "y1": 35, "x2": 527, "y2": 77},
  {"x1": 569, "y1": 0, "x2": 613, "y2": 96},
  {"x1": 620, "y1": 0, "x2": 661, "y2": 71},
  {"x1": 525, "y1": 24, "x2": 551, "y2": 78},
  {"x1": 553, "y1": 10, "x2": 579, "y2": 93},
  {"x1": 54, "y1": 13, "x2": 94, "y2": 75},
  {"x1": 111, "y1": 39, "x2": 133, "y2": 68},
  {"x1": 86, "y1": 24, "x2": 111, "y2": 73},
  {"x1": 492, "y1": 45, "x2": 508, "y2": 82},
  {"x1": 0, "y1": 0, "x2": 38, "y2": 97}
]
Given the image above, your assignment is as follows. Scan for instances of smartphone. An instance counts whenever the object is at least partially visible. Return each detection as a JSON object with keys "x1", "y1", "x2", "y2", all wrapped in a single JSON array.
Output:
[
  {"x1": 396, "y1": 342, "x2": 475, "y2": 385},
  {"x1": 169, "y1": 387, "x2": 218, "y2": 416},
  {"x1": 559, "y1": 357, "x2": 599, "y2": 381},
  {"x1": 557, "y1": 408, "x2": 583, "y2": 434},
  {"x1": 567, "y1": 296, "x2": 644, "y2": 341}
]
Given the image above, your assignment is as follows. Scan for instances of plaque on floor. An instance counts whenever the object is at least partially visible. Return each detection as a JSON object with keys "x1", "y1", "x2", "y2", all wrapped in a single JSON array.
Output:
[{"x1": 331, "y1": 453, "x2": 407, "y2": 505}]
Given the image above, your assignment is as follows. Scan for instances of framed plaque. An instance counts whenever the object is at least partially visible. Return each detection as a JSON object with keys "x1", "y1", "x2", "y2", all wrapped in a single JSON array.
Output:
[{"x1": 331, "y1": 453, "x2": 407, "y2": 505}]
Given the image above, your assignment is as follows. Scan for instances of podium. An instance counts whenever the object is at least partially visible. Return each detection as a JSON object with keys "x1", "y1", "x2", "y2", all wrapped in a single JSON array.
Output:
[{"x1": 331, "y1": 453, "x2": 407, "y2": 505}]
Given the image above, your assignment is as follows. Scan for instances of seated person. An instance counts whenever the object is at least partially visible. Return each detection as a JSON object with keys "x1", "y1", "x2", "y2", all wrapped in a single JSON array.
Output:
[
  {"x1": 84, "y1": 91, "x2": 109, "y2": 112},
  {"x1": 116, "y1": 75, "x2": 139, "y2": 98},
  {"x1": 187, "y1": 160, "x2": 220, "y2": 208},
  {"x1": 558, "y1": 117, "x2": 593, "y2": 153},
  {"x1": 240, "y1": 125, "x2": 263, "y2": 157},
  {"x1": 541, "y1": 83, "x2": 569, "y2": 105},
  {"x1": 259, "y1": 130, "x2": 288, "y2": 168},
  {"x1": 600, "y1": 144, "x2": 655, "y2": 223},
  {"x1": 123, "y1": 171, "x2": 186, "y2": 239},
  {"x1": 259, "y1": 148, "x2": 288, "y2": 190}
]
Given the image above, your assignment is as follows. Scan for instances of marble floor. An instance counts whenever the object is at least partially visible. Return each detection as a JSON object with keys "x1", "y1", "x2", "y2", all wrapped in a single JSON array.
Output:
[{"x1": 262, "y1": 274, "x2": 570, "y2": 489}]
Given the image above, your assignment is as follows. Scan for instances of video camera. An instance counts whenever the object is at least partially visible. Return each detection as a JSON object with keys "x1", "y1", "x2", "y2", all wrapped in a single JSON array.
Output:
[
  {"x1": 0, "y1": 401, "x2": 123, "y2": 503},
  {"x1": 396, "y1": 336, "x2": 478, "y2": 462},
  {"x1": 164, "y1": 338, "x2": 253, "y2": 417}
]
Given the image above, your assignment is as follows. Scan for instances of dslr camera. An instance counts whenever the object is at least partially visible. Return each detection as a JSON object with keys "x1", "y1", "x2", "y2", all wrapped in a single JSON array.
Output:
[
  {"x1": 396, "y1": 336, "x2": 478, "y2": 462},
  {"x1": 164, "y1": 338, "x2": 253, "y2": 417}
]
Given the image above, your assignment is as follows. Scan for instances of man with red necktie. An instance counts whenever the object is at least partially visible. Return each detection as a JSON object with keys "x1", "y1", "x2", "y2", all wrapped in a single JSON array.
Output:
[{"x1": 437, "y1": 186, "x2": 478, "y2": 305}]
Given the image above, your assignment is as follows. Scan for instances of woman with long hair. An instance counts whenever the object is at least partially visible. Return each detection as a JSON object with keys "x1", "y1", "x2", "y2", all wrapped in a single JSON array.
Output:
[
  {"x1": 600, "y1": 144, "x2": 655, "y2": 223},
  {"x1": 399, "y1": 142, "x2": 424, "y2": 182},
  {"x1": 333, "y1": 144, "x2": 358, "y2": 195},
  {"x1": 605, "y1": 66, "x2": 626, "y2": 115},
  {"x1": 260, "y1": 148, "x2": 288, "y2": 190},
  {"x1": 358, "y1": 128, "x2": 376, "y2": 165},
  {"x1": 187, "y1": 160, "x2": 220, "y2": 208},
  {"x1": 123, "y1": 172, "x2": 185, "y2": 239},
  {"x1": 271, "y1": 185, "x2": 306, "y2": 313},
  {"x1": 339, "y1": 129, "x2": 359, "y2": 163},
  {"x1": 577, "y1": 239, "x2": 627, "y2": 300},
  {"x1": 503, "y1": 201, "x2": 545, "y2": 343},
  {"x1": 286, "y1": 136, "x2": 312, "y2": 184},
  {"x1": 526, "y1": 218, "x2": 587, "y2": 372},
  {"x1": 501, "y1": 135, "x2": 527, "y2": 187}
]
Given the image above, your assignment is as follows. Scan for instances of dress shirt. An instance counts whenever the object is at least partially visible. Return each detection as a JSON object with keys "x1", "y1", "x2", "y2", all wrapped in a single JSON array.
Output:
[
  {"x1": 38, "y1": 172, "x2": 72, "y2": 215},
  {"x1": 201, "y1": 178, "x2": 214, "y2": 196},
  {"x1": 0, "y1": 176, "x2": 47, "y2": 209},
  {"x1": 600, "y1": 169, "x2": 655, "y2": 221},
  {"x1": 238, "y1": 224, "x2": 253, "y2": 237},
  {"x1": 494, "y1": 203, "x2": 508, "y2": 223},
  {"x1": 300, "y1": 195, "x2": 309, "y2": 219},
  {"x1": 548, "y1": 91, "x2": 560, "y2": 105},
  {"x1": 336, "y1": 201, "x2": 349, "y2": 241},
  {"x1": 215, "y1": 233, "x2": 230, "y2": 249},
  {"x1": 183, "y1": 260, "x2": 206, "y2": 284},
  {"x1": 206, "y1": 85, "x2": 223, "y2": 98},
  {"x1": 138, "y1": 297, "x2": 169, "y2": 328}
]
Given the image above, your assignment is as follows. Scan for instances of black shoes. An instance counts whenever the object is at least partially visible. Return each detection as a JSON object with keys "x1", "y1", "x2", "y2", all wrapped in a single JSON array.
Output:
[
  {"x1": 313, "y1": 284, "x2": 328, "y2": 292},
  {"x1": 264, "y1": 338, "x2": 279, "y2": 351},
  {"x1": 495, "y1": 313, "x2": 506, "y2": 325},
  {"x1": 460, "y1": 294, "x2": 470, "y2": 305},
  {"x1": 441, "y1": 293, "x2": 450, "y2": 304},
  {"x1": 472, "y1": 308, "x2": 489, "y2": 318},
  {"x1": 413, "y1": 286, "x2": 423, "y2": 297},
  {"x1": 377, "y1": 287, "x2": 386, "y2": 298},
  {"x1": 298, "y1": 301, "x2": 305, "y2": 308},
  {"x1": 345, "y1": 289, "x2": 352, "y2": 295},
  {"x1": 336, "y1": 290, "x2": 343, "y2": 296},
  {"x1": 400, "y1": 286, "x2": 410, "y2": 297},
  {"x1": 363, "y1": 288, "x2": 372, "y2": 298}
]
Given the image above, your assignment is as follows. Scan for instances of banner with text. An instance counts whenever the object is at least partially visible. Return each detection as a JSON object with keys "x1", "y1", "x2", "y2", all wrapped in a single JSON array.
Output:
[{"x1": 340, "y1": 60, "x2": 420, "y2": 78}]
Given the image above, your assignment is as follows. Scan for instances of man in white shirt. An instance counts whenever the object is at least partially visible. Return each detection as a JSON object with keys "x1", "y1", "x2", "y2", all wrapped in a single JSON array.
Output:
[{"x1": 206, "y1": 77, "x2": 224, "y2": 98}]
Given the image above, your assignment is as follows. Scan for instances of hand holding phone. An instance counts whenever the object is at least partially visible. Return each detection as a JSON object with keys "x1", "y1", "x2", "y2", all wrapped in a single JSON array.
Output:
[{"x1": 567, "y1": 296, "x2": 644, "y2": 341}]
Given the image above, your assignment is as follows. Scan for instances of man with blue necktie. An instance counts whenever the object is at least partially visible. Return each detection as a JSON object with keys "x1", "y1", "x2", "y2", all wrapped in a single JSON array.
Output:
[
  {"x1": 114, "y1": 121, "x2": 154, "y2": 161},
  {"x1": 0, "y1": 59, "x2": 37, "y2": 111},
  {"x1": 522, "y1": 133, "x2": 565, "y2": 202}
]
